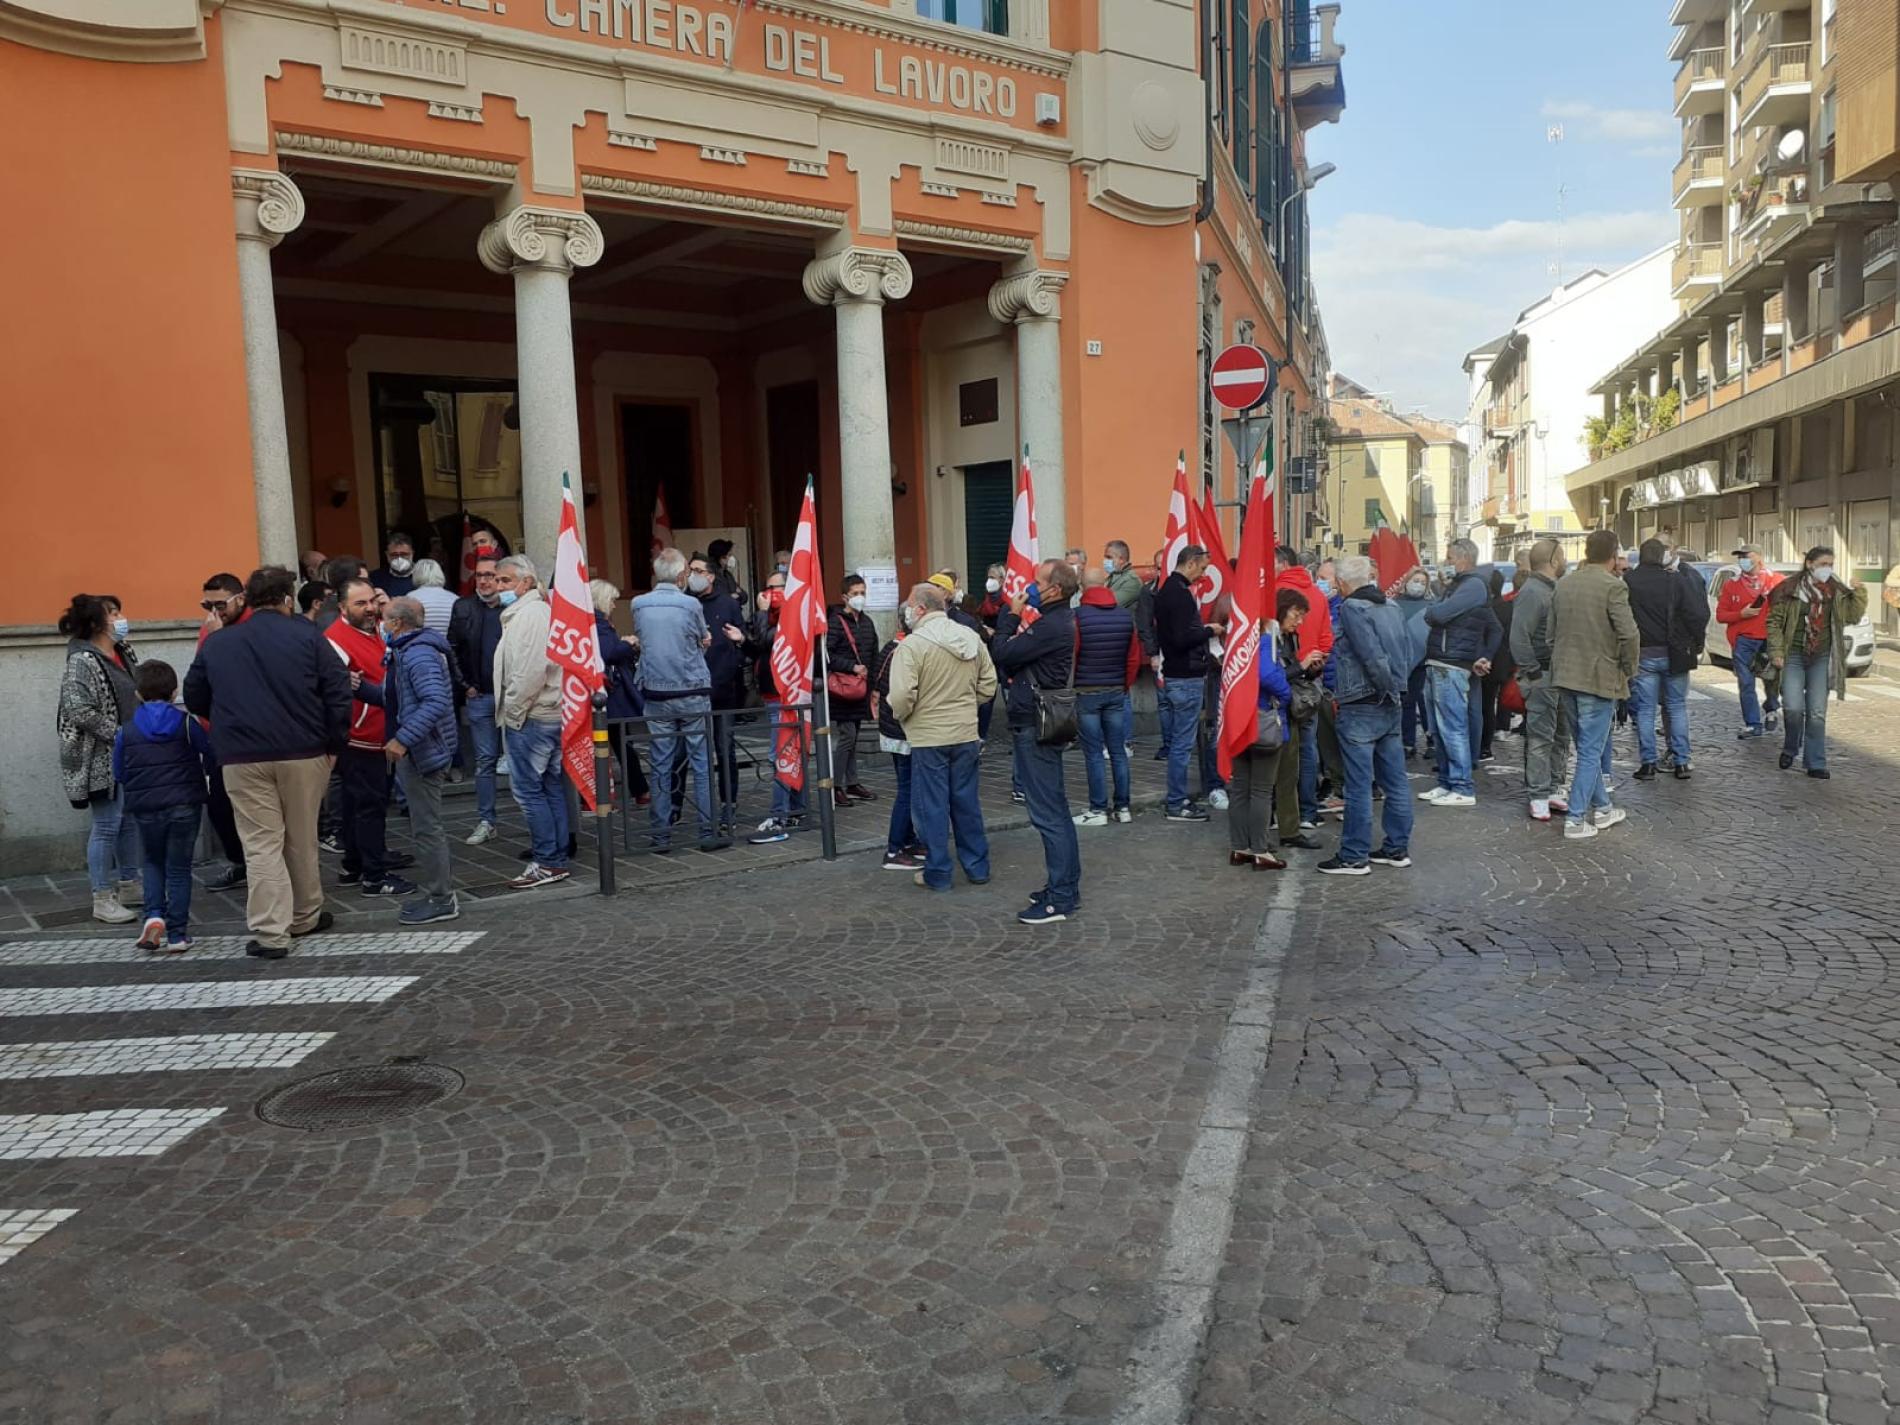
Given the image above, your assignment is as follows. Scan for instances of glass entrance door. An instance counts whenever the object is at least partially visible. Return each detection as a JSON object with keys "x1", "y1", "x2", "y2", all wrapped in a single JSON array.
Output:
[{"x1": 371, "y1": 373, "x2": 523, "y2": 565}]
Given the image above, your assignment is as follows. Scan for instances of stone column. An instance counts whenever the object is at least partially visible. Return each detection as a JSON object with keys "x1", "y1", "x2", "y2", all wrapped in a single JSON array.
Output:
[
  {"x1": 1707, "y1": 319, "x2": 1731, "y2": 385},
  {"x1": 1834, "y1": 225, "x2": 1867, "y2": 327},
  {"x1": 1742, "y1": 291, "x2": 1767, "y2": 371},
  {"x1": 803, "y1": 246, "x2": 913, "y2": 636},
  {"x1": 1681, "y1": 336, "x2": 1701, "y2": 393},
  {"x1": 232, "y1": 170, "x2": 305, "y2": 572},
  {"x1": 989, "y1": 268, "x2": 1069, "y2": 561},
  {"x1": 1657, "y1": 352, "x2": 1675, "y2": 393},
  {"x1": 1782, "y1": 259, "x2": 1812, "y2": 372},
  {"x1": 478, "y1": 205, "x2": 603, "y2": 565}
]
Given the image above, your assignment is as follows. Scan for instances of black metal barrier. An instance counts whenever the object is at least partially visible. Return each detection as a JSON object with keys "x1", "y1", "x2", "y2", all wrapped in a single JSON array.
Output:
[{"x1": 589, "y1": 698, "x2": 839, "y2": 893}]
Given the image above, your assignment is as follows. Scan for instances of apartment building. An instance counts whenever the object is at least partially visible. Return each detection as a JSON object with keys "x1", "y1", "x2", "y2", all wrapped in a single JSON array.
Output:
[
  {"x1": 1571, "y1": 0, "x2": 1899, "y2": 612},
  {"x1": 1408, "y1": 415, "x2": 1469, "y2": 558},
  {"x1": 1463, "y1": 249, "x2": 1676, "y2": 561}
]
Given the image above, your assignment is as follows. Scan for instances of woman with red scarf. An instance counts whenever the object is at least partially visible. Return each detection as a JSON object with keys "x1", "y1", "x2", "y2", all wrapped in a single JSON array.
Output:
[{"x1": 1762, "y1": 546, "x2": 1868, "y2": 778}]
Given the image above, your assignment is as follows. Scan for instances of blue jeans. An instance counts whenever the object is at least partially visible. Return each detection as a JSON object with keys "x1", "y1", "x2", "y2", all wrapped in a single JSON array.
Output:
[
  {"x1": 1428, "y1": 665, "x2": 1477, "y2": 796},
  {"x1": 885, "y1": 752, "x2": 916, "y2": 856},
  {"x1": 1298, "y1": 717, "x2": 1321, "y2": 819},
  {"x1": 87, "y1": 787, "x2": 141, "y2": 893},
  {"x1": 1780, "y1": 650, "x2": 1831, "y2": 770},
  {"x1": 648, "y1": 700, "x2": 714, "y2": 844},
  {"x1": 1629, "y1": 655, "x2": 1690, "y2": 764},
  {"x1": 1161, "y1": 678, "x2": 1204, "y2": 811},
  {"x1": 1563, "y1": 691, "x2": 1616, "y2": 825},
  {"x1": 1076, "y1": 690, "x2": 1131, "y2": 812},
  {"x1": 910, "y1": 741, "x2": 989, "y2": 889},
  {"x1": 1335, "y1": 701, "x2": 1413, "y2": 864},
  {"x1": 133, "y1": 804, "x2": 199, "y2": 937},
  {"x1": 504, "y1": 720, "x2": 569, "y2": 868},
  {"x1": 465, "y1": 692, "x2": 500, "y2": 826},
  {"x1": 765, "y1": 702, "x2": 810, "y2": 821},
  {"x1": 1402, "y1": 664, "x2": 1431, "y2": 751},
  {"x1": 1732, "y1": 635, "x2": 1778, "y2": 729},
  {"x1": 1014, "y1": 727, "x2": 1080, "y2": 911}
]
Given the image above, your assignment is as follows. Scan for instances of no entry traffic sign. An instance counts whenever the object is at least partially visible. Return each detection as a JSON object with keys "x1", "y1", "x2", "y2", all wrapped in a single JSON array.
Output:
[{"x1": 1211, "y1": 343, "x2": 1276, "y2": 411}]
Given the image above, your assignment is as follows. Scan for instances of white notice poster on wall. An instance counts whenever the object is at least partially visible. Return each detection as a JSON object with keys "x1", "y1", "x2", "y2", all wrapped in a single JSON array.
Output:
[{"x1": 860, "y1": 565, "x2": 900, "y2": 610}]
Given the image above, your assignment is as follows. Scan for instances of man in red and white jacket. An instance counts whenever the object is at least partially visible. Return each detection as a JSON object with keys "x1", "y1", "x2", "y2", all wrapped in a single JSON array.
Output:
[
  {"x1": 324, "y1": 576, "x2": 406, "y2": 895},
  {"x1": 1714, "y1": 542, "x2": 1784, "y2": 738}
]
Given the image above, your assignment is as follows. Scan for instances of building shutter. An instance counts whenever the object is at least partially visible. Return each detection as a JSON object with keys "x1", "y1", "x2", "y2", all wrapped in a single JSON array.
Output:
[
  {"x1": 1231, "y1": 0, "x2": 1251, "y2": 189},
  {"x1": 961, "y1": 461, "x2": 1015, "y2": 583}
]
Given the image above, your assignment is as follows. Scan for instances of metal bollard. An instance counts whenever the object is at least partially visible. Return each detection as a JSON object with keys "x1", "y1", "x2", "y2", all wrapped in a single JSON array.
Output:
[
  {"x1": 812, "y1": 684, "x2": 838, "y2": 861},
  {"x1": 591, "y1": 691, "x2": 616, "y2": 897}
]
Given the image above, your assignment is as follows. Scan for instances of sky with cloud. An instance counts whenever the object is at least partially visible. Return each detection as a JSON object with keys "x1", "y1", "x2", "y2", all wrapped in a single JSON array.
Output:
[{"x1": 1304, "y1": 0, "x2": 1680, "y2": 421}]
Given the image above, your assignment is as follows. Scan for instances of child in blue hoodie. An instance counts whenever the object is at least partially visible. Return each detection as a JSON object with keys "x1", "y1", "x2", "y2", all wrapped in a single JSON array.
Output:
[{"x1": 113, "y1": 661, "x2": 214, "y2": 951}]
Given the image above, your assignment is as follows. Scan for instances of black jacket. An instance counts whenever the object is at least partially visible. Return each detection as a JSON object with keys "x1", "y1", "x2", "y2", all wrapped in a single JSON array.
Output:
[
  {"x1": 826, "y1": 605, "x2": 879, "y2": 721},
  {"x1": 1626, "y1": 560, "x2": 1710, "y2": 671},
  {"x1": 1132, "y1": 581, "x2": 1159, "y2": 658},
  {"x1": 1154, "y1": 572, "x2": 1208, "y2": 680},
  {"x1": 697, "y1": 590, "x2": 749, "y2": 707},
  {"x1": 448, "y1": 593, "x2": 503, "y2": 697},
  {"x1": 873, "y1": 637, "x2": 906, "y2": 742},
  {"x1": 183, "y1": 609, "x2": 350, "y2": 764},
  {"x1": 992, "y1": 604, "x2": 1077, "y2": 728}
]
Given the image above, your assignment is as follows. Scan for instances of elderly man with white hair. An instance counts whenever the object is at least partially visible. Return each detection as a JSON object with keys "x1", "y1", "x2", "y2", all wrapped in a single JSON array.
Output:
[
  {"x1": 632, "y1": 547, "x2": 725, "y2": 855},
  {"x1": 1319, "y1": 554, "x2": 1416, "y2": 876},
  {"x1": 408, "y1": 558, "x2": 460, "y2": 634},
  {"x1": 491, "y1": 554, "x2": 571, "y2": 889}
]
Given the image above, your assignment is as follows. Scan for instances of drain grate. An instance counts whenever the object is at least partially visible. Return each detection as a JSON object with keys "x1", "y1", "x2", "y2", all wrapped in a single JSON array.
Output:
[{"x1": 256, "y1": 1062, "x2": 464, "y2": 1130}]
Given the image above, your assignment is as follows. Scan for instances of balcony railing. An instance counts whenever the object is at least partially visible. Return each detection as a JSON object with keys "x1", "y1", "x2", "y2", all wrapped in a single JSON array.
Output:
[
  {"x1": 1673, "y1": 46, "x2": 1727, "y2": 112},
  {"x1": 1867, "y1": 224, "x2": 1898, "y2": 268},
  {"x1": 1288, "y1": 5, "x2": 1342, "y2": 66},
  {"x1": 1672, "y1": 242, "x2": 1724, "y2": 290},
  {"x1": 1672, "y1": 145, "x2": 1725, "y2": 199},
  {"x1": 1739, "y1": 42, "x2": 1812, "y2": 121}
]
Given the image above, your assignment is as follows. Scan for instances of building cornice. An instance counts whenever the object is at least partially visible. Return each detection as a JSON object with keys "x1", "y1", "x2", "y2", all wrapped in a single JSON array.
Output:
[
  {"x1": 580, "y1": 173, "x2": 842, "y2": 230},
  {"x1": 275, "y1": 130, "x2": 519, "y2": 181},
  {"x1": 891, "y1": 219, "x2": 1034, "y2": 255}
]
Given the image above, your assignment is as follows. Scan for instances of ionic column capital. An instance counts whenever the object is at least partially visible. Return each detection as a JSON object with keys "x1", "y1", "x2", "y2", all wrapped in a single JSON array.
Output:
[
  {"x1": 477, "y1": 206, "x2": 604, "y2": 277},
  {"x1": 232, "y1": 169, "x2": 304, "y2": 249},
  {"x1": 988, "y1": 269, "x2": 1067, "y2": 325},
  {"x1": 803, "y1": 248, "x2": 914, "y2": 308}
]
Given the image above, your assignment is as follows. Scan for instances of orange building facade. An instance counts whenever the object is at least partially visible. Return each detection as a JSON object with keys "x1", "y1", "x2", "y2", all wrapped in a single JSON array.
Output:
[{"x1": 0, "y1": 0, "x2": 1342, "y2": 867}]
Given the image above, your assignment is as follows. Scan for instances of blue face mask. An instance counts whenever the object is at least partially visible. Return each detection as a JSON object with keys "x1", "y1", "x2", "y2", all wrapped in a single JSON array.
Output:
[
  {"x1": 1738, "y1": 556, "x2": 1755, "y2": 573},
  {"x1": 498, "y1": 589, "x2": 518, "y2": 608},
  {"x1": 111, "y1": 617, "x2": 129, "y2": 641},
  {"x1": 1315, "y1": 579, "x2": 1334, "y2": 597}
]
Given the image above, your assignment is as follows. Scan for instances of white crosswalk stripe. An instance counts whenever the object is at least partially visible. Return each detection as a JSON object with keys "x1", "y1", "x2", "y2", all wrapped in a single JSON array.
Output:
[
  {"x1": 0, "y1": 1108, "x2": 225, "y2": 1160},
  {"x1": 0, "y1": 930, "x2": 480, "y2": 968},
  {"x1": 0, "y1": 933, "x2": 484, "y2": 1268},
  {"x1": 0, "y1": 1033, "x2": 335, "y2": 1080}
]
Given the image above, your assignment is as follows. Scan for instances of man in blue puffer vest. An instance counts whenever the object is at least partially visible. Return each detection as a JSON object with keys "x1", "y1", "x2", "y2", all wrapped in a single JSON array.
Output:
[
  {"x1": 1322, "y1": 556, "x2": 1417, "y2": 876},
  {"x1": 370, "y1": 597, "x2": 461, "y2": 925}
]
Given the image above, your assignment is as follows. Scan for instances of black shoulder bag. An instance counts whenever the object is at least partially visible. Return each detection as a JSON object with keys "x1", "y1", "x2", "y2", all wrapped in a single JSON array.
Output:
[{"x1": 1034, "y1": 625, "x2": 1080, "y2": 746}]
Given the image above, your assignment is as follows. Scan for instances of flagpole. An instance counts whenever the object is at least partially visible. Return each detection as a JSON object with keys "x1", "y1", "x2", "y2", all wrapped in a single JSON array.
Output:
[{"x1": 806, "y1": 475, "x2": 839, "y2": 860}]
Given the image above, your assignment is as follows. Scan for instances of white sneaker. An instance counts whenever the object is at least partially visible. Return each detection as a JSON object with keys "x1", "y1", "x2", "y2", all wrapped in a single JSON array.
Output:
[
  {"x1": 1563, "y1": 819, "x2": 1600, "y2": 840},
  {"x1": 1529, "y1": 799, "x2": 1550, "y2": 822},
  {"x1": 464, "y1": 821, "x2": 497, "y2": 846},
  {"x1": 1434, "y1": 792, "x2": 1477, "y2": 808},
  {"x1": 496, "y1": 756, "x2": 512, "y2": 777},
  {"x1": 1072, "y1": 809, "x2": 1109, "y2": 827},
  {"x1": 1592, "y1": 806, "x2": 1628, "y2": 830},
  {"x1": 91, "y1": 891, "x2": 136, "y2": 925},
  {"x1": 1113, "y1": 807, "x2": 1133, "y2": 824},
  {"x1": 1418, "y1": 787, "x2": 1450, "y2": 803},
  {"x1": 1208, "y1": 789, "x2": 1230, "y2": 810}
]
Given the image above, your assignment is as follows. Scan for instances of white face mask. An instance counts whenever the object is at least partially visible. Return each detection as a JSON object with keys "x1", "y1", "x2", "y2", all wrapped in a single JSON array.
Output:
[
  {"x1": 1664, "y1": 553, "x2": 1680, "y2": 570},
  {"x1": 1811, "y1": 564, "x2": 1835, "y2": 584},
  {"x1": 847, "y1": 594, "x2": 867, "y2": 613},
  {"x1": 687, "y1": 573, "x2": 712, "y2": 594},
  {"x1": 901, "y1": 605, "x2": 917, "y2": 630},
  {"x1": 1404, "y1": 581, "x2": 1428, "y2": 599},
  {"x1": 985, "y1": 578, "x2": 1001, "y2": 594},
  {"x1": 953, "y1": 587, "x2": 963, "y2": 603},
  {"x1": 389, "y1": 556, "x2": 413, "y2": 575},
  {"x1": 723, "y1": 555, "x2": 737, "y2": 571}
]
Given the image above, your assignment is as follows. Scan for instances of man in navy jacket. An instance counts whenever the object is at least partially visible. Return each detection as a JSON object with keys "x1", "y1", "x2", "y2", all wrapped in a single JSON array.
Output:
[
  {"x1": 183, "y1": 566, "x2": 350, "y2": 958},
  {"x1": 1419, "y1": 538, "x2": 1502, "y2": 805},
  {"x1": 376, "y1": 598, "x2": 461, "y2": 925}
]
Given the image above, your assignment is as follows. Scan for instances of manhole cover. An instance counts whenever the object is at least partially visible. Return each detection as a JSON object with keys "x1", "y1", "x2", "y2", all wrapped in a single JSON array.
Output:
[{"x1": 256, "y1": 1063, "x2": 464, "y2": 1129}]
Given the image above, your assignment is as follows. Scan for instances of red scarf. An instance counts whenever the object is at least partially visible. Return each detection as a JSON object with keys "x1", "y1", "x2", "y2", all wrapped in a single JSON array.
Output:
[{"x1": 1801, "y1": 577, "x2": 1831, "y2": 655}]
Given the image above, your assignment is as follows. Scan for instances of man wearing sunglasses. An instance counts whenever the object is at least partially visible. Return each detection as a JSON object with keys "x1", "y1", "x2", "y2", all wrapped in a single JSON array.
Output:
[{"x1": 194, "y1": 573, "x2": 251, "y2": 891}]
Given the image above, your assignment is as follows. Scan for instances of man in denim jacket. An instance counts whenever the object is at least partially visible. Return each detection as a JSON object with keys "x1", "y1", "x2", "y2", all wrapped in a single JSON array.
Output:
[
  {"x1": 1321, "y1": 556, "x2": 1416, "y2": 875},
  {"x1": 632, "y1": 547, "x2": 724, "y2": 853}
]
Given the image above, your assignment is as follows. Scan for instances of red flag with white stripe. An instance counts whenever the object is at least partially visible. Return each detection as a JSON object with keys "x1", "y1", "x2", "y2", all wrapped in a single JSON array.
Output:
[
  {"x1": 1191, "y1": 490, "x2": 1229, "y2": 614},
  {"x1": 650, "y1": 484, "x2": 674, "y2": 560},
  {"x1": 548, "y1": 476, "x2": 605, "y2": 808},
  {"x1": 1216, "y1": 438, "x2": 1278, "y2": 778},
  {"x1": 1001, "y1": 447, "x2": 1040, "y2": 604},
  {"x1": 1163, "y1": 452, "x2": 1193, "y2": 576},
  {"x1": 770, "y1": 478, "x2": 825, "y2": 793}
]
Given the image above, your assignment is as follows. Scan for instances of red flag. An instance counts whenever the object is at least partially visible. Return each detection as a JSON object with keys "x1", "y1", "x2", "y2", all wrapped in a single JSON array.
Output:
[
  {"x1": 650, "y1": 484, "x2": 674, "y2": 560},
  {"x1": 1001, "y1": 447, "x2": 1040, "y2": 604},
  {"x1": 1368, "y1": 527, "x2": 1422, "y2": 594},
  {"x1": 458, "y1": 516, "x2": 478, "y2": 596},
  {"x1": 547, "y1": 476, "x2": 605, "y2": 809},
  {"x1": 770, "y1": 479, "x2": 826, "y2": 793},
  {"x1": 1191, "y1": 491, "x2": 1230, "y2": 614},
  {"x1": 1163, "y1": 452, "x2": 1192, "y2": 575},
  {"x1": 1217, "y1": 441, "x2": 1279, "y2": 778}
]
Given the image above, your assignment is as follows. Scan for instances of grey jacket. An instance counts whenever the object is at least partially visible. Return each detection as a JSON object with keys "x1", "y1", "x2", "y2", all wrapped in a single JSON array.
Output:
[
  {"x1": 57, "y1": 640, "x2": 138, "y2": 802},
  {"x1": 1509, "y1": 572, "x2": 1557, "y2": 678},
  {"x1": 1551, "y1": 563, "x2": 1639, "y2": 700},
  {"x1": 630, "y1": 584, "x2": 711, "y2": 701}
]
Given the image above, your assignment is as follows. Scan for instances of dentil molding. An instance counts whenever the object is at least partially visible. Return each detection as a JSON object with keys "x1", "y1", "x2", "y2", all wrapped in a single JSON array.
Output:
[
  {"x1": 477, "y1": 206, "x2": 605, "y2": 275},
  {"x1": 801, "y1": 248, "x2": 915, "y2": 307},
  {"x1": 987, "y1": 268, "x2": 1066, "y2": 324},
  {"x1": 232, "y1": 169, "x2": 306, "y2": 247}
]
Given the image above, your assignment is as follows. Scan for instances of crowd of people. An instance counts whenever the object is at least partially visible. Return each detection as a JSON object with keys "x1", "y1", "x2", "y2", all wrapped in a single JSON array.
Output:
[{"x1": 51, "y1": 517, "x2": 1876, "y2": 949}]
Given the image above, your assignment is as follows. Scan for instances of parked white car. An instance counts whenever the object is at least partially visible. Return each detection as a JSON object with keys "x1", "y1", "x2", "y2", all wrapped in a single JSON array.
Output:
[{"x1": 1697, "y1": 562, "x2": 1873, "y2": 676}]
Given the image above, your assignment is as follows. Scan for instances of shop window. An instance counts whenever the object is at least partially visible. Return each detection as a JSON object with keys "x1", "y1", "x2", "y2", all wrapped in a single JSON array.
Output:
[
  {"x1": 917, "y1": 0, "x2": 1008, "y2": 37},
  {"x1": 372, "y1": 373, "x2": 522, "y2": 565}
]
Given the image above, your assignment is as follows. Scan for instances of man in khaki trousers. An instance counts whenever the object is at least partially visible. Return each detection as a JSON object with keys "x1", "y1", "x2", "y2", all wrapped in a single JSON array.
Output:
[{"x1": 184, "y1": 566, "x2": 351, "y2": 958}]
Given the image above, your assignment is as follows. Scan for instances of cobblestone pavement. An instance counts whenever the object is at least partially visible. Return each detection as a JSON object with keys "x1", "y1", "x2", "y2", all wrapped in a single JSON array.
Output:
[{"x1": 0, "y1": 669, "x2": 1897, "y2": 1423}]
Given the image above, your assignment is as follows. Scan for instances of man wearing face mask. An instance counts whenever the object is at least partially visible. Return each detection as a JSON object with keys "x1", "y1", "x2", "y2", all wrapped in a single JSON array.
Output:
[
  {"x1": 1717, "y1": 543, "x2": 1783, "y2": 738},
  {"x1": 449, "y1": 555, "x2": 506, "y2": 843},
  {"x1": 1762, "y1": 545, "x2": 1867, "y2": 777},
  {"x1": 887, "y1": 583, "x2": 996, "y2": 887},
  {"x1": 687, "y1": 553, "x2": 748, "y2": 835},
  {"x1": 1509, "y1": 540, "x2": 1571, "y2": 821},
  {"x1": 705, "y1": 538, "x2": 747, "y2": 606},
  {"x1": 1392, "y1": 567, "x2": 1435, "y2": 758},
  {"x1": 633, "y1": 548, "x2": 725, "y2": 854},
  {"x1": 992, "y1": 559, "x2": 1083, "y2": 924},
  {"x1": 826, "y1": 574, "x2": 880, "y2": 806},
  {"x1": 369, "y1": 532, "x2": 418, "y2": 599},
  {"x1": 1420, "y1": 538, "x2": 1502, "y2": 808},
  {"x1": 324, "y1": 577, "x2": 409, "y2": 899},
  {"x1": 1625, "y1": 538, "x2": 1708, "y2": 781},
  {"x1": 493, "y1": 555, "x2": 575, "y2": 884},
  {"x1": 743, "y1": 569, "x2": 810, "y2": 843}
]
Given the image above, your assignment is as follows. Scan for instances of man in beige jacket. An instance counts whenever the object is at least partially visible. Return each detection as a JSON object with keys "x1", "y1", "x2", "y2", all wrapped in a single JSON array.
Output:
[
  {"x1": 887, "y1": 583, "x2": 999, "y2": 891},
  {"x1": 1551, "y1": 528, "x2": 1640, "y2": 841},
  {"x1": 491, "y1": 555, "x2": 571, "y2": 888}
]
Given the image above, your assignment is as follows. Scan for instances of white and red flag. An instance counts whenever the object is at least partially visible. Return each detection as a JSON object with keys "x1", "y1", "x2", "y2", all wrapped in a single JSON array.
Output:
[
  {"x1": 1000, "y1": 445, "x2": 1040, "y2": 604},
  {"x1": 1163, "y1": 451, "x2": 1193, "y2": 576},
  {"x1": 458, "y1": 515, "x2": 480, "y2": 596},
  {"x1": 770, "y1": 477, "x2": 826, "y2": 792},
  {"x1": 1191, "y1": 489, "x2": 1230, "y2": 614},
  {"x1": 650, "y1": 484, "x2": 674, "y2": 560},
  {"x1": 1216, "y1": 437, "x2": 1278, "y2": 778},
  {"x1": 547, "y1": 474, "x2": 605, "y2": 808}
]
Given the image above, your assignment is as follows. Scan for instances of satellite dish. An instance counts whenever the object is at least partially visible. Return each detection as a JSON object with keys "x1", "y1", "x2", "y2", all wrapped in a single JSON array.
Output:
[{"x1": 1777, "y1": 129, "x2": 1806, "y2": 163}]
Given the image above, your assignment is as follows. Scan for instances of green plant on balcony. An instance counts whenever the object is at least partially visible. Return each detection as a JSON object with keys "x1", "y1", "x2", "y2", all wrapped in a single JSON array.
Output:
[
  {"x1": 1585, "y1": 388, "x2": 1677, "y2": 461},
  {"x1": 1652, "y1": 386, "x2": 1681, "y2": 434}
]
